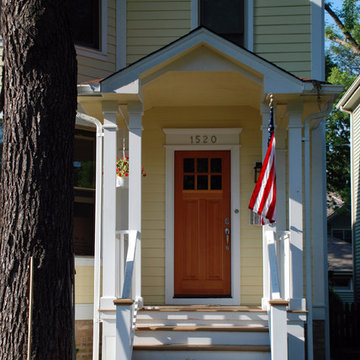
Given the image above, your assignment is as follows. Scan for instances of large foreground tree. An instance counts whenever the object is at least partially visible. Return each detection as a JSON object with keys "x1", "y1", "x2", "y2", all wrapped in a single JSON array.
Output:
[{"x1": 0, "y1": 1, "x2": 77, "y2": 359}]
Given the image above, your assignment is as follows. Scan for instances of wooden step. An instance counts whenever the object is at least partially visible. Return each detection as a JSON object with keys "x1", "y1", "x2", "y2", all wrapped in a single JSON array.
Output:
[{"x1": 136, "y1": 325, "x2": 269, "y2": 332}]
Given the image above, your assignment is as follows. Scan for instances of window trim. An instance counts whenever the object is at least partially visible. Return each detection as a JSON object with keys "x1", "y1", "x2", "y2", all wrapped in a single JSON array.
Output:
[{"x1": 191, "y1": 0, "x2": 253, "y2": 51}]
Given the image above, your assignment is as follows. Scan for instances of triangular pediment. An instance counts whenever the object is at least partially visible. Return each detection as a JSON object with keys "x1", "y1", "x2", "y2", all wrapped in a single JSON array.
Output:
[{"x1": 101, "y1": 27, "x2": 307, "y2": 95}]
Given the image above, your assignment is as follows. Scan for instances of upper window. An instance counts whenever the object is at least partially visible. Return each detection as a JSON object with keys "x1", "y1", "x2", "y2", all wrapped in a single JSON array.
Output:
[
  {"x1": 70, "y1": 0, "x2": 101, "y2": 50},
  {"x1": 199, "y1": 0, "x2": 244, "y2": 46}
]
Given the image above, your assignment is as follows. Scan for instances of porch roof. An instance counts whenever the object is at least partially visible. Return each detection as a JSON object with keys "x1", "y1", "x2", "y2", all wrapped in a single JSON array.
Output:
[{"x1": 78, "y1": 27, "x2": 342, "y2": 115}]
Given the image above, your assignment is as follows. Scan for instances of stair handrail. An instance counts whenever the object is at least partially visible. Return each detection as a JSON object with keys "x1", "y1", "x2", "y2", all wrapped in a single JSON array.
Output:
[
  {"x1": 266, "y1": 230, "x2": 288, "y2": 360},
  {"x1": 114, "y1": 229, "x2": 142, "y2": 360}
]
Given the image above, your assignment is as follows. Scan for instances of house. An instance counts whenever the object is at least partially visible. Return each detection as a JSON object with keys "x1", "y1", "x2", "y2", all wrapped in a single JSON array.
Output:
[
  {"x1": 69, "y1": 1, "x2": 344, "y2": 359},
  {"x1": 327, "y1": 193, "x2": 353, "y2": 303},
  {"x1": 337, "y1": 76, "x2": 360, "y2": 304}
]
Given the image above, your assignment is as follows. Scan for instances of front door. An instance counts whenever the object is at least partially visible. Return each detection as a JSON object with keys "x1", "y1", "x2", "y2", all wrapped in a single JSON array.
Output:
[{"x1": 174, "y1": 151, "x2": 231, "y2": 297}]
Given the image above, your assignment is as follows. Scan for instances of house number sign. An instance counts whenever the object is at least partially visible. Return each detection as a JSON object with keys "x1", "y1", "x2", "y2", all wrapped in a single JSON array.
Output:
[
  {"x1": 163, "y1": 128, "x2": 242, "y2": 146},
  {"x1": 190, "y1": 135, "x2": 217, "y2": 144}
]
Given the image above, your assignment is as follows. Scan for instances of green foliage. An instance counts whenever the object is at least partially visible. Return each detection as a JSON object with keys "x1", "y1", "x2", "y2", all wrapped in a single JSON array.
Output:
[
  {"x1": 325, "y1": 0, "x2": 360, "y2": 74},
  {"x1": 325, "y1": 1, "x2": 360, "y2": 202},
  {"x1": 326, "y1": 68, "x2": 356, "y2": 203}
]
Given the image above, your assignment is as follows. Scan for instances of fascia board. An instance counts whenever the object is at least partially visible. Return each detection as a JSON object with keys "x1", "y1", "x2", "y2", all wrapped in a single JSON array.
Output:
[
  {"x1": 337, "y1": 76, "x2": 360, "y2": 111},
  {"x1": 101, "y1": 28, "x2": 306, "y2": 95}
]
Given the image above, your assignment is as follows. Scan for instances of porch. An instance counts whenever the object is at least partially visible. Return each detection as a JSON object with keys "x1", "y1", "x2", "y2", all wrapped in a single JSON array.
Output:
[{"x1": 75, "y1": 27, "x2": 341, "y2": 360}]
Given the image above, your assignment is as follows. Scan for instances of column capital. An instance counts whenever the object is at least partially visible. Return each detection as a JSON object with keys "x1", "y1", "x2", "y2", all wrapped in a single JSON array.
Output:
[
  {"x1": 127, "y1": 101, "x2": 143, "y2": 130},
  {"x1": 102, "y1": 101, "x2": 118, "y2": 129},
  {"x1": 287, "y1": 101, "x2": 303, "y2": 127}
]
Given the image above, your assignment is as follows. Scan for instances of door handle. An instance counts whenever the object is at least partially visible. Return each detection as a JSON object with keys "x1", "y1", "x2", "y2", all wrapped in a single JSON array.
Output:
[{"x1": 225, "y1": 228, "x2": 230, "y2": 250}]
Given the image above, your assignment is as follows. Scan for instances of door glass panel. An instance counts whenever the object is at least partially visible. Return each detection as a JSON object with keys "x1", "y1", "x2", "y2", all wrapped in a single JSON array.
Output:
[
  {"x1": 197, "y1": 175, "x2": 208, "y2": 190},
  {"x1": 197, "y1": 158, "x2": 208, "y2": 173},
  {"x1": 184, "y1": 175, "x2": 195, "y2": 190},
  {"x1": 211, "y1": 158, "x2": 222, "y2": 173},
  {"x1": 184, "y1": 158, "x2": 195, "y2": 173},
  {"x1": 211, "y1": 175, "x2": 222, "y2": 190}
]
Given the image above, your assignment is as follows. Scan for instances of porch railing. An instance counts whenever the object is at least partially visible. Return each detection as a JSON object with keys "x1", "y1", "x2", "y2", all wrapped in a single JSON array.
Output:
[
  {"x1": 114, "y1": 230, "x2": 142, "y2": 360},
  {"x1": 266, "y1": 230, "x2": 289, "y2": 360}
]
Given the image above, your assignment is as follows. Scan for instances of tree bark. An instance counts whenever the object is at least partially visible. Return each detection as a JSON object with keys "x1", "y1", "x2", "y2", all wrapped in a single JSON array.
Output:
[{"x1": 0, "y1": 1, "x2": 77, "y2": 359}]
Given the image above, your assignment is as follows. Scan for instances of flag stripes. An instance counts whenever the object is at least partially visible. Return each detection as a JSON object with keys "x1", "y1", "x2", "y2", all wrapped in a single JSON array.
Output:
[{"x1": 248, "y1": 133, "x2": 276, "y2": 224}]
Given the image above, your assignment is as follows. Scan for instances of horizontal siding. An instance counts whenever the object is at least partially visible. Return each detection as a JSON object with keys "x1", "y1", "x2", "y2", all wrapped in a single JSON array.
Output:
[
  {"x1": 254, "y1": 0, "x2": 311, "y2": 78},
  {"x1": 75, "y1": 266, "x2": 94, "y2": 304},
  {"x1": 126, "y1": 0, "x2": 191, "y2": 65}
]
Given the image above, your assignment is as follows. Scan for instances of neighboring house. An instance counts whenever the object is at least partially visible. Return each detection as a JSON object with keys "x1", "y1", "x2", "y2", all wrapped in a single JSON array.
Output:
[
  {"x1": 338, "y1": 76, "x2": 360, "y2": 304},
  {"x1": 0, "y1": 1, "x2": 344, "y2": 360},
  {"x1": 327, "y1": 193, "x2": 353, "y2": 303}
]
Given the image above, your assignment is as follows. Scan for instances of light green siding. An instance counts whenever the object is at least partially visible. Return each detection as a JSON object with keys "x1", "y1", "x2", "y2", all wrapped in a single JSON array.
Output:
[
  {"x1": 253, "y1": 0, "x2": 311, "y2": 78},
  {"x1": 126, "y1": 0, "x2": 191, "y2": 65}
]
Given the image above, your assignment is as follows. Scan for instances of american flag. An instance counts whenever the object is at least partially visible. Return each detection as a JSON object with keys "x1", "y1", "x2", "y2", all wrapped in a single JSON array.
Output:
[{"x1": 248, "y1": 102, "x2": 276, "y2": 225}]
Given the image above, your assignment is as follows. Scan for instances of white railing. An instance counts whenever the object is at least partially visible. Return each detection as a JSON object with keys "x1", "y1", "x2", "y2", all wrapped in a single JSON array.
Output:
[
  {"x1": 114, "y1": 230, "x2": 142, "y2": 360},
  {"x1": 266, "y1": 230, "x2": 289, "y2": 360}
]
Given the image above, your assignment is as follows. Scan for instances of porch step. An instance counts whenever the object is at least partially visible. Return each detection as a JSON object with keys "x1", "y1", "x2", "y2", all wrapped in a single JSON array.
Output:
[
  {"x1": 132, "y1": 344, "x2": 271, "y2": 360},
  {"x1": 132, "y1": 306, "x2": 270, "y2": 360}
]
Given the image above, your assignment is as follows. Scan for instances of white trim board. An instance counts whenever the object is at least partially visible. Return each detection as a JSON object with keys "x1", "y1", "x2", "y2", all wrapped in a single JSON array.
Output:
[{"x1": 164, "y1": 128, "x2": 241, "y2": 305}]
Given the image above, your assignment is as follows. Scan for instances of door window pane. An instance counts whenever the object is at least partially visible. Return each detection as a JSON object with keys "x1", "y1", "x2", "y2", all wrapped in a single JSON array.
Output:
[
  {"x1": 211, "y1": 175, "x2": 222, "y2": 190},
  {"x1": 211, "y1": 158, "x2": 222, "y2": 173},
  {"x1": 197, "y1": 158, "x2": 208, "y2": 173},
  {"x1": 184, "y1": 158, "x2": 195, "y2": 173},
  {"x1": 184, "y1": 175, "x2": 195, "y2": 190},
  {"x1": 197, "y1": 175, "x2": 208, "y2": 190}
]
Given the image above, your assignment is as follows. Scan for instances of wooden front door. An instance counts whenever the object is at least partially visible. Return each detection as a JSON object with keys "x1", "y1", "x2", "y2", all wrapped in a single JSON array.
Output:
[{"x1": 174, "y1": 151, "x2": 231, "y2": 297}]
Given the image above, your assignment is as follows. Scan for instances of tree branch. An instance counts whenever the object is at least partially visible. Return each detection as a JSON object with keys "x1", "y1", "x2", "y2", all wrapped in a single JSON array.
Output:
[{"x1": 325, "y1": 3, "x2": 360, "y2": 56}]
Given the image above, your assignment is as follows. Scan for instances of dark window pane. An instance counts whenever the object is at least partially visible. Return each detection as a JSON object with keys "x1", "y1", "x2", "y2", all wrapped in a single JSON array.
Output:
[
  {"x1": 70, "y1": 0, "x2": 100, "y2": 50},
  {"x1": 74, "y1": 130, "x2": 96, "y2": 189},
  {"x1": 74, "y1": 198, "x2": 95, "y2": 256},
  {"x1": 211, "y1": 175, "x2": 222, "y2": 190},
  {"x1": 197, "y1": 158, "x2": 208, "y2": 173},
  {"x1": 197, "y1": 175, "x2": 208, "y2": 190},
  {"x1": 184, "y1": 175, "x2": 195, "y2": 190},
  {"x1": 211, "y1": 158, "x2": 222, "y2": 173},
  {"x1": 200, "y1": 0, "x2": 244, "y2": 46},
  {"x1": 184, "y1": 158, "x2": 195, "y2": 173}
]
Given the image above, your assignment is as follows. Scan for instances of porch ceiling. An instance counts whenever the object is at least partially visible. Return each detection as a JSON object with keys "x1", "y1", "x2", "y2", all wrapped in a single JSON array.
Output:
[{"x1": 142, "y1": 71, "x2": 262, "y2": 110}]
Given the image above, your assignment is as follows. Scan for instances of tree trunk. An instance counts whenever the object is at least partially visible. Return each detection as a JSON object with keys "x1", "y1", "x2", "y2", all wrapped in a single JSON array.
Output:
[{"x1": 0, "y1": 1, "x2": 77, "y2": 359}]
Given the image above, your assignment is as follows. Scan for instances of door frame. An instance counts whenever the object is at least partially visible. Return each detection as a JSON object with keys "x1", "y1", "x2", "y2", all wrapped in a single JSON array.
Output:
[{"x1": 164, "y1": 128, "x2": 241, "y2": 305}]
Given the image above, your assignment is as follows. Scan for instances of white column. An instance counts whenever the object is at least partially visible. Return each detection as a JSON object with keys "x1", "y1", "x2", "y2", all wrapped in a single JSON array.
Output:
[
  {"x1": 288, "y1": 102, "x2": 305, "y2": 310},
  {"x1": 101, "y1": 102, "x2": 118, "y2": 360},
  {"x1": 276, "y1": 129, "x2": 288, "y2": 298},
  {"x1": 127, "y1": 101, "x2": 143, "y2": 299},
  {"x1": 102, "y1": 101, "x2": 118, "y2": 308},
  {"x1": 261, "y1": 104, "x2": 271, "y2": 309}
]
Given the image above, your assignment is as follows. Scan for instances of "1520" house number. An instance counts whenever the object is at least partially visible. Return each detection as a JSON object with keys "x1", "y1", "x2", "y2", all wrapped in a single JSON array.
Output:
[{"x1": 190, "y1": 135, "x2": 217, "y2": 144}]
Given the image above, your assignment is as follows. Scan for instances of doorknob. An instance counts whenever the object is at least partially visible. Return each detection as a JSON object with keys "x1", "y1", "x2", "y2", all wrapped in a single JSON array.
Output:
[{"x1": 225, "y1": 228, "x2": 230, "y2": 250}]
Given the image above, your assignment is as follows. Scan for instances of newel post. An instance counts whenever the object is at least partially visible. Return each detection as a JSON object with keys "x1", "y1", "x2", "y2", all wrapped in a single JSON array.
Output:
[{"x1": 114, "y1": 298, "x2": 134, "y2": 360}]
